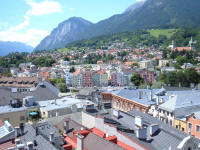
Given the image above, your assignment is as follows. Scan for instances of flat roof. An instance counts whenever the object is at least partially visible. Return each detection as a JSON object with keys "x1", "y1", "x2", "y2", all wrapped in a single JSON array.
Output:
[
  {"x1": 39, "y1": 97, "x2": 93, "y2": 111},
  {"x1": 109, "y1": 89, "x2": 169, "y2": 107},
  {"x1": 0, "y1": 106, "x2": 27, "y2": 114}
]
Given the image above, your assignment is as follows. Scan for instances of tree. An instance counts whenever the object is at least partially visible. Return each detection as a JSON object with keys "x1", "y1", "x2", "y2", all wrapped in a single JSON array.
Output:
[
  {"x1": 58, "y1": 83, "x2": 67, "y2": 93},
  {"x1": 165, "y1": 71, "x2": 177, "y2": 86},
  {"x1": 162, "y1": 50, "x2": 168, "y2": 59},
  {"x1": 69, "y1": 67, "x2": 75, "y2": 73},
  {"x1": 1, "y1": 69, "x2": 12, "y2": 77},
  {"x1": 176, "y1": 56, "x2": 186, "y2": 66},
  {"x1": 131, "y1": 74, "x2": 144, "y2": 86},
  {"x1": 131, "y1": 62, "x2": 138, "y2": 68},
  {"x1": 185, "y1": 68, "x2": 200, "y2": 86}
]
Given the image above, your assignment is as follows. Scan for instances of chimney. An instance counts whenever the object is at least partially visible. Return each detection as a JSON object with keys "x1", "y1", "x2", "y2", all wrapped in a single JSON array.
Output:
[
  {"x1": 15, "y1": 127, "x2": 21, "y2": 137},
  {"x1": 35, "y1": 127, "x2": 39, "y2": 136},
  {"x1": 15, "y1": 139, "x2": 21, "y2": 145},
  {"x1": 16, "y1": 143, "x2": 25, "y2": 150},
  {"x1": 27, "y1": 142, "x2": 34, "y2": 150},
  {"x1": 112, "y1": 109, "x2": 120, "y2": 119},
  {"x1": 77, "y1": 133, "x2": 84, "y2": 150},
  {"x1": 149, "y1": 124, "x2": 159, "y2": 136},
  {"x1": 138, "y1": 91, "x2": 142, "y2": 99},
  {"x1": 55, "y1": 99, "x2": 57, "y2": 105},
  {"x1": 64, "y1": 120, "x2": 69, "y2": 133},
  {"x1": 149, "y1": 91, "x2": 152, "y2": 101},
  {"x1": 156, "y1": 96, "x2": 159, "y2": 105},
  {"x1": 20, "y1": 123, "x2": 24, "y2": 135},
  {"x1": 135, "y1": 116, "x2": 144, "y2": 128},
  {"x1": 49, "y1": 132, "x2": 54, "y2": 143},
  {"x1": 160, "y1": 98, "x2": 164, "y2": 103},
  {"x1": 136, "y1": 127, "x2": 147, "y2": 140},
  {"x1": 8, "y1": 147, "x2": 15, "y2": 150},
  {"x1": 106, "y1": 133, "x2": 109, "y2": 138}
]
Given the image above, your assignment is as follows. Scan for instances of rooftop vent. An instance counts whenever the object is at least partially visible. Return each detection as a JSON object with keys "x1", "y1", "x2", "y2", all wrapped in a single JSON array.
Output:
[
  {"x1": 8, "y1": 147, "x2": 15, "y2": 150},
  {"x1": 15, "y1": 139, "x2": 21, "y2": 145},
  {"x1": 135, "y1": 116, "x2": 144, "y2": 128},
  {"x1": 149, "y1": 124, "x2": 159, "y2": 136},
  {"x1": 138, "y1": 91, "x2": 143, "y2": 99},
  {"x1": 27, "y1": 141, "x2": 34, "y2": 150},
  {"x1": 64, "y1": 120, "x2": 69, "y2": 133},
  {"x1": 49, "y1": 132, "x2": 54, "y2": 143},
  {"x1": 112, "y1": 109, "x2": 120, "y2": 119},
  {"x1": 136, "y1": 127, "x2": 147, "y2": 140},
  {"x1": 16, "y1": 143, "x2": 25, "y2": 150},
  {"x1": 77, "y1": 133, "x2": 84, "y2": 150}
]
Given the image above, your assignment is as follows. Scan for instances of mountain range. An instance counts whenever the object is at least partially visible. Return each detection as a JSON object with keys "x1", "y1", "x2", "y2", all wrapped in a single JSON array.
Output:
[
  {"x1": 35, "y1": 0, "x2": 200, "y2": 51},
  {"x1": 0, "y1": 41, "x2": 33, "y2": 56}
]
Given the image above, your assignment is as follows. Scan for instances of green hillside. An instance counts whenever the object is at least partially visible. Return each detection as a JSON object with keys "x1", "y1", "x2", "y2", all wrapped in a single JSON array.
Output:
[
  {"x1": 148, "y1": 29, "x2": 177, "y2": 38},
  {"x1": 63, "y1": 27, "x2": 200, "y2": 51}
]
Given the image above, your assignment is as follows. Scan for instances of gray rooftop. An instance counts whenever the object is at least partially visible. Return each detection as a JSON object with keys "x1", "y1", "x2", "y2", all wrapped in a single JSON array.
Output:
[
  {"x1": 159, "y1": 90, "x2": 200, "y2": 116},
  {"x1": 85, "y1": 108, "x2": 200, "y2": 150},
  {"x1": 19, "y1": 123, "x2": 60, "y2": 150},
  {"x1": 0, "y1": 82, "x2": 59, "y2": 106},
  {"x1": 110, "y1": 89, "x2": 169, "y2": 106}
]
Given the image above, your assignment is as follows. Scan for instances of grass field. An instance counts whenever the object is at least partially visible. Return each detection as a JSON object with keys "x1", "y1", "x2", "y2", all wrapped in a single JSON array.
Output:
[{"x1": 147, "y1": 29, "x2": 177, "y2": 38}]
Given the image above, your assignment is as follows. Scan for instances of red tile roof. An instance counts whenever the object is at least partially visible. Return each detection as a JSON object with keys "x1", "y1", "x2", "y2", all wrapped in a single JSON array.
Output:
[{"x1": 175, "y1": 47, "x2": 191, "y2": 51}]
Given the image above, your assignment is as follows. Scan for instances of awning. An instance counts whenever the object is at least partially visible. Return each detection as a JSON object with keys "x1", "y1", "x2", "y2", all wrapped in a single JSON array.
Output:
[{"x1": 29, "y1": 112, "x2": 38, "y2": 116}]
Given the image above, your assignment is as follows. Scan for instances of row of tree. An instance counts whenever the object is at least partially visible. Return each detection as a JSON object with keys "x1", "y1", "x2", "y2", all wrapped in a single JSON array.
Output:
[{"x1": 158, "y1": 68, "x2": 200, "y2": 87}]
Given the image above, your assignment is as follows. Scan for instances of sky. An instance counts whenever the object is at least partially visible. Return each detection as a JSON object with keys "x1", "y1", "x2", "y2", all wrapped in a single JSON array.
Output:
[{"x1": 0, "y1": 0, "x2": 138, "y2": 47}]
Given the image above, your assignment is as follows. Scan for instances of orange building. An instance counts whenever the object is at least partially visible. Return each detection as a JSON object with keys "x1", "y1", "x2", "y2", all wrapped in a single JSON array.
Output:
[
  {"x1": 186, "y1": 112, "x2": 200, "y2": 139},
  {"x1": 39, "y1": 70, "x2": 50, "y2": 81}
]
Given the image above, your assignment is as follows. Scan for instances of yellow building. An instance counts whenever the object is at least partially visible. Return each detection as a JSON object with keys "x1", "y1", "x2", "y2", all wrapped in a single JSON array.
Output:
[
  {"x1": 0, "y1": 107, "x2": 27, "y2": 127},
  {"x1": 174, "y1": 117, "x2": 187, "y2": 133},
  {"x1": 0, "y1": 106, "x2": 40, "y2": 127}
]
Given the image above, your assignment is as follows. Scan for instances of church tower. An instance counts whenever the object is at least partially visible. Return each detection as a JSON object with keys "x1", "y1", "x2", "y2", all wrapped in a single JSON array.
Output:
[
  {"x1": 172, "y1": 40, "x2": 175, "y2": 50},
  {"x1": 189, "y1": 37, "x2": 195, "y2": 51}
]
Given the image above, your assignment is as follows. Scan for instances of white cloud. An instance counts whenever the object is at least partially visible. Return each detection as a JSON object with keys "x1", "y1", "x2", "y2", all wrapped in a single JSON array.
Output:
[
  {"x1": 0, "y1": 28, "x2": 49, "y2": 47},
  {"x1": 25, "y1": 0, "x2": 62, "y2": 16},
  {"x1": 10, "y1": 16, "x2": 30, "y2": 31},
  {"x1": 0, "y1": 0, "x2": 62, "y2": 47}
]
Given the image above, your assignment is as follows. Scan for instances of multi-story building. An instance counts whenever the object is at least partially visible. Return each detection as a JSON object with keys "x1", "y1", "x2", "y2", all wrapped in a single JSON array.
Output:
[
  {"x1": 158, "y1": 90, "x2": 200, "y2": 128},
  {"x1": 111, "y1": 72, "x2": 117, "y2": 86},
  {"x1": 139, "y1": 69, "x2": 155, "y2": 84},
  {"x1": 93, "y1": 70, "x2": 108, "y2": 87},
  {"x1": 38, "y1": 68, "x2": 50, "y2": 81},
  {"x1": 73, "y1": 69, "x2": 82, "y2": 88},
  {"x1": 82, "y1": 71, "x2": 93, "y2": 87},
  {"x1": 102, "y1": 89, "x2": 166, "y2": 113},
  {"x1": 0, "y1": 77, "x2": 38, "y2": 92},
  {"x1": 64, "y1": 73, "x2": 73, "y2": 86},
  {"x1": 186, "y1": 112, "x2": 200, "y2": 139},
  {"x1": 138, "y1": 60, "x2": 152, "y2": 69}
]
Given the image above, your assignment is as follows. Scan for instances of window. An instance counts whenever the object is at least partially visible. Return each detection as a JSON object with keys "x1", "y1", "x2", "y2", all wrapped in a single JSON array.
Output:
[
  {"x1": 188, "y1": 123, "x2": 193, "y2": 130},
  {"x1": 20, "y1": 116, "x2": 25, "y2": 121},
  {"x1": 196, "y1": 125, "x2": 200, "y2": 132},
  {"x1": 171, "y1": 112, "x2": 174, "y2": 117},
  {"x1": 170, "y1": 120, "x2": 172, "y2": 125},
  {"x1": 182, "y1": 128, "x2": 185, "y2": 132},
  {"x1": 167, "y1": 112, "x2": 169, "y2": 116},
  {"x1": 4, "y1": 118, "x2": 9, "y2": 122}
]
